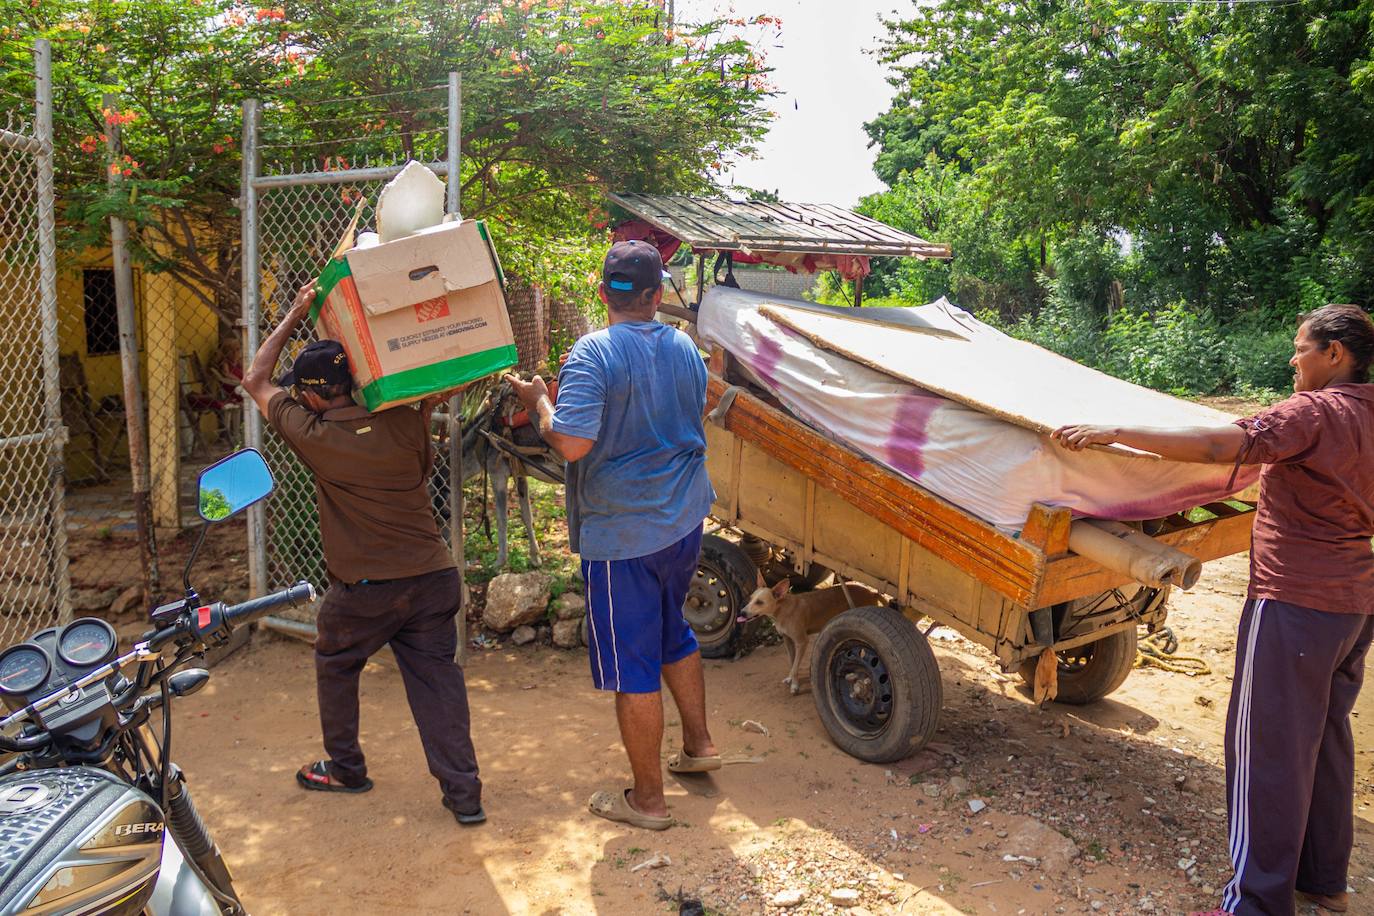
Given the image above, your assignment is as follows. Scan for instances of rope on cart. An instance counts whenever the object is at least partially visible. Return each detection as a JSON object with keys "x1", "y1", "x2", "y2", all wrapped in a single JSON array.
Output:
[{"x1": 1135, "y1": 626, "x2": 1211, "y2": 676}]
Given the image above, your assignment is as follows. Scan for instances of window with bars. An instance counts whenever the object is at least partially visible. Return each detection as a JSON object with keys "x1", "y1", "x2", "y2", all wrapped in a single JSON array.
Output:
[{"x1": 82, "y1": 268, "x2": 119, "y2": 356}]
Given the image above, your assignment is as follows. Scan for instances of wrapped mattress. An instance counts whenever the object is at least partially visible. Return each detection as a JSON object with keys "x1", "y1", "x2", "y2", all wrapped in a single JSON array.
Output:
[{"x1": 697, "y1": 287, "x2": 1259, "y2": 530}]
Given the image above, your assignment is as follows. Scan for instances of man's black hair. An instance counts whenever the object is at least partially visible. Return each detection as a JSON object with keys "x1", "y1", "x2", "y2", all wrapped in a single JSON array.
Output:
[{"x1": 604, "y1": 285, "x2": 659, "y2": 314}]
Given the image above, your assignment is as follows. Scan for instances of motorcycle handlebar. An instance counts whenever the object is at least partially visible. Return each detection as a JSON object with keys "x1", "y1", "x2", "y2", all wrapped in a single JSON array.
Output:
[{"x1": 223, "y1": 582, "x2": 316, "y2": 628}]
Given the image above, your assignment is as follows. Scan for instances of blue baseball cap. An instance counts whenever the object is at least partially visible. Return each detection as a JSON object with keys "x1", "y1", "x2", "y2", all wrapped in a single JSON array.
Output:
[{"x1": 603, "y1": 240, "x2": 670, "y2": 292}]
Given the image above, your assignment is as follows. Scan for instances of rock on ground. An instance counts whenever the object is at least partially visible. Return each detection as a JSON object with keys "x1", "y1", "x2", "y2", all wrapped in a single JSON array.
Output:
[
  {"x1": 71, "y1": 587, "x2": 120, "y2": 613},
  {"x1": 552, "y1": 618, "x2": 581, "y2": 649},
  {"x1": 109, "y1": 585, "x2": 144, "y2": 616},
  {"x1": 1000, "y1": 814, "x2": 1081, "y2": 874},
  {"x1": 769, "y1": 888, "x2": 805, "y2": 908},
  {"x1": 510, "y1": 625, "x2": 536, "y2": 646},
  {"x1": 482, "y1": 571, "x2": 553, "y2": 632},
  {"x1": 551, "y1": 592, "x2": 585, "y2": 621}
]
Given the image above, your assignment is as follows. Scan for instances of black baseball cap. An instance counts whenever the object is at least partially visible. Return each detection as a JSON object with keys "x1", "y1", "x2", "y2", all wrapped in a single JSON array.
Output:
[
  {"x1": 603, "y1": 240, "x2": 671, "y2": 292},
  {"x1": 277, "y1": 339, "x2": 353, "y2": 390}
]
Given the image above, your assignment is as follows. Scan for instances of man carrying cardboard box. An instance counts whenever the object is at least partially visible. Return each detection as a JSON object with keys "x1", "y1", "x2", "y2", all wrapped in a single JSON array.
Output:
[
  {"x1": 242, "y1": 282, "x2": 485, "y2": 826},
  {"x1": 507, "y1": 241, "x2": 719, "y2": 831}
]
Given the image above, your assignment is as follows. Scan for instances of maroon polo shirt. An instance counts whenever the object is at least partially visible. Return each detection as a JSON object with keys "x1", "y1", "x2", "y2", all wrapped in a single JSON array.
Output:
[
  {"x1": 1235, "y1": 384, "x2": 1374, "y2": 614},
  {"x1": 267, "y1": 392, "x2": 453, "y2": 584}
]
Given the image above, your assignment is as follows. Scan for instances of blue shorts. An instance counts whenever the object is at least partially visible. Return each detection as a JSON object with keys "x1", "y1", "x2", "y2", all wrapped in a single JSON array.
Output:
[{"x1": 582, "y1": 528, "x2": 702, "y2": 693}]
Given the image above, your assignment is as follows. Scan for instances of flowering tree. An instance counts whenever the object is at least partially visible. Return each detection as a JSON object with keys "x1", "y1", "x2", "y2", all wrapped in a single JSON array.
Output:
[{"x1": 0, "y1": 0, "x2": 778, "y2": 321}]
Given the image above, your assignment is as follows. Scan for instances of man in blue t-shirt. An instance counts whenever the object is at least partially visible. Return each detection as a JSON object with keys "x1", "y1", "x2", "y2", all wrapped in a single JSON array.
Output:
[{"x1": 507, "y1": 240, "x2": 718, "y2": 831}]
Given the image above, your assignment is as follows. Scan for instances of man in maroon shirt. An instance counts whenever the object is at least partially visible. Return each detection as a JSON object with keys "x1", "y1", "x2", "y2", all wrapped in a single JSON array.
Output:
[{"x1": 1053, "y1": 303, "x2": 1374, "y2": 916}]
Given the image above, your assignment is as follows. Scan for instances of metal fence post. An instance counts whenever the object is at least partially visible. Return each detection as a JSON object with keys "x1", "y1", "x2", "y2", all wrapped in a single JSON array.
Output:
[
  {"x1": 241, "y1": 98, "x2": 267, "y2": 597},
  {"x1": 104, "y1": 93, "x2": 160, "y2": 601},
  {"x1": 446, "y1": 73, "x2": 468, "y2": 663},
  {"x1": 34, "y1": 39, "x2": 71, "y2": 623}
]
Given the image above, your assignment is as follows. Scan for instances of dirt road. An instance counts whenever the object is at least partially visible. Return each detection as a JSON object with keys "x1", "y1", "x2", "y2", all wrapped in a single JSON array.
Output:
[{"x1": 174, "y1": 551, "x2": 1374, "y2": 915}]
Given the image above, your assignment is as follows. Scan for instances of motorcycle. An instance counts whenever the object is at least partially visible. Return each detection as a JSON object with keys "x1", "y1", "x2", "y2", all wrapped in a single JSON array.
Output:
[{"x1": 0, "y1": 448, "x2": 313, "y2": 915}]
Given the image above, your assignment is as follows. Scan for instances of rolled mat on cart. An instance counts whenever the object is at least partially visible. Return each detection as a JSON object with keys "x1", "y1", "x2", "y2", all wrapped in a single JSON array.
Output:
[{"x1": 1066, "y1": 519, "x2": 1202, "y2": 590}]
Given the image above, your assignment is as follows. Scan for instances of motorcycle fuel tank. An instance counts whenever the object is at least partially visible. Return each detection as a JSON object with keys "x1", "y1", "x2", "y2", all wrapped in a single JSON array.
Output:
[{"x1": 0, "y1": 768, "x2": 163, "y2": 916}]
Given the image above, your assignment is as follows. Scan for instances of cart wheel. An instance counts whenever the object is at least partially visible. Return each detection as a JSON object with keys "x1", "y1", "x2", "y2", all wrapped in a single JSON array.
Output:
[
  {"x1": 810, "y1": 606, "x2": 942, "y2": 763},
  {"x1": 685, "y1": 534, "x2": 758, "y2": 659},
  {"x1": 789, "y1": 561, "x2": 833, "y2": 591},
  {"x1": 1018, "y1": 627, "x2": 1138, "y2": 705}
]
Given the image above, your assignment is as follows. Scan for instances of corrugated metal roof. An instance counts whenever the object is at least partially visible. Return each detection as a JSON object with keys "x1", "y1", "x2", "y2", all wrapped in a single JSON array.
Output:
[{"x1": 609, "y1": 192, "x2": 951, "y2": 260}]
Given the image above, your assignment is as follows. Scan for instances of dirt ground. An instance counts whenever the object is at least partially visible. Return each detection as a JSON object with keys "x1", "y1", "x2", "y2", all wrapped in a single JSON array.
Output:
[{"x1": 165, "y1": 550, "x2": 1374, "y2": 916}]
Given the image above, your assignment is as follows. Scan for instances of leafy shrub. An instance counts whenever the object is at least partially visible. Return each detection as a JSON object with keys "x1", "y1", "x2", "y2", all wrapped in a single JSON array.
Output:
[
  {"x1": 993, "y1": 274, "x2": 1105, "y2": 368},
  {"x1": 1101, "y1": 302, "x2": 1230, "y2": 395},
  {"x1": 1226, "y1": 324, "x2": 1295, "y2": 396}
]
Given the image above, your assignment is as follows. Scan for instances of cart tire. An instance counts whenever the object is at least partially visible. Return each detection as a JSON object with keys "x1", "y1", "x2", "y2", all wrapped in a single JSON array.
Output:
[
  {"x1": 789, "y1": 561, "x2": 833, "y2": 591},
  {"x1": 685, "y1": 535, "x2": 758, "y2": 659},
  {"x1": 1019, "y1": 627, "x2": 1138, "y2": 705},
  {"x1": 810, "y1": 606, "x2": 942, "y2": 763}
]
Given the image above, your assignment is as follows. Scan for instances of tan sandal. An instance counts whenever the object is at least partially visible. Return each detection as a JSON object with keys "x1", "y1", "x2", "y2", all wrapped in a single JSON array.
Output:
[
  {"x1": 666, "y1": 750, "x2": 722, "y2": 774},
  {"x1": 587, "y1": 788, "x2": 672, "y2": 831}
]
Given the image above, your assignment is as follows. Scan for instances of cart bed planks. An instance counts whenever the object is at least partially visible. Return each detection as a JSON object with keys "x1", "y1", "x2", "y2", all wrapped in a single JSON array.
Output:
[{"x1": 706, "y1": 375, "x2": 1046, "y2": 607}]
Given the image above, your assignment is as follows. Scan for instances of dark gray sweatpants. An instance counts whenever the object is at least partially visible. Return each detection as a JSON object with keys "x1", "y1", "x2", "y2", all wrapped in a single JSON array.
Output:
[{"x1": 1221, "y1": 599, "x2": 1374, "y2": 915}]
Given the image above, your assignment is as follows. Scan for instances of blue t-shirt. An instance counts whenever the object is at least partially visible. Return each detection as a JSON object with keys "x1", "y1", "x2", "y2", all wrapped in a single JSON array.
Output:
[{"x1": 552, "y1": 321, "x2": 715, "y2": 561}]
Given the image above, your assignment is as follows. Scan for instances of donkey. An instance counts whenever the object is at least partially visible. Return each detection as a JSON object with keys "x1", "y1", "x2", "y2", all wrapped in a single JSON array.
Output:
[{"x1": 429, "y1": 377, "x2": 565, "y2": 569}]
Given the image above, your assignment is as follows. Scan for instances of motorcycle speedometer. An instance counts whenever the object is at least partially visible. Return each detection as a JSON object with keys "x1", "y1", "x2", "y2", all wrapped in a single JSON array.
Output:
[
  {"x1": 0, "y1": 645, "x2": 51, "y2": 695},
  {"x1": 57, "y1": 618, "x2": 118, "y2": 667}
]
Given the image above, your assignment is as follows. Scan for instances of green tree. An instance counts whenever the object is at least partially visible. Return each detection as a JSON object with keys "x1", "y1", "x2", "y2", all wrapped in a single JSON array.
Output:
[
  {"x1": 1, "y1": 0, "x2": 776, "y2": 318},
  {"x1": 199, "y1": 486, "x2": 232, "y2": 520},
  {"x1": 865, "y1": 0, "x2": 1374, "y2": 319}
]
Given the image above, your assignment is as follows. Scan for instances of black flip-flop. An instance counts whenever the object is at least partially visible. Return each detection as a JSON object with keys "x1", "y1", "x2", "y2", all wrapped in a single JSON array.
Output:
[
  {"x1": 442, "y1": 796, "x2": 487, "y2": 826},
  {"x1": 295, "y1": 760, "x2": 373, "y2": 794}
]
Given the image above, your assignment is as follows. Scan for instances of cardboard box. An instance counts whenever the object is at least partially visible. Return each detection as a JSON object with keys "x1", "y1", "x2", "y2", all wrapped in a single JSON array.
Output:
[{"x1": 311, "y1": 219, "x2": 517, "y2": 411}]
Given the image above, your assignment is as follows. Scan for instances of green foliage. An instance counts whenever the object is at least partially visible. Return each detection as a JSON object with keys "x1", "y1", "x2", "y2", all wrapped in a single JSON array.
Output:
[
  {"x1": 856, "y1": 156, "x2": 1040, "y2": 315},
  {"x1": 1227, "y1": 323, "x2": 1298, "y2": 396},
  {"x1": 199, "y1": 487, "x2": 232, "y2": 521},
  {"x1": 860, "y1": 0, "x2": 1374, "y2": 395},
  {"x1": 999, "y1": 279, "x2": 1105, "y2": 369},
  {"x1": 1101, "y1": 303, "x2": 1231, "y2": 396}
]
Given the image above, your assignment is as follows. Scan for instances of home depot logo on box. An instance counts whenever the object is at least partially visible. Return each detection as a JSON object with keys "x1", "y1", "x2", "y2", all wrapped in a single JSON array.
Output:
[
  {"x1": 312, "y1": 219, "x2": 516, "y2": 412},
  {"x1": 413, "y1": 295, "x2": 450, "y2": 323}
]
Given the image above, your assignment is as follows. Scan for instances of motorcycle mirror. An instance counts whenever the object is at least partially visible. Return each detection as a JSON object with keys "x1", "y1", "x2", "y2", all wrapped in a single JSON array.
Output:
[
  {"x1": 197, "y1": 448, "x2": 275, "y2": 523},
  {"x1": 167, "y1": 668, "x2": 210, "y2": 699}
]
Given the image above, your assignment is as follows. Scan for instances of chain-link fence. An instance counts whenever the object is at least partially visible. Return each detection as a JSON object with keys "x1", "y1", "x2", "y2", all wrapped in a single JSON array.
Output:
[
  {"x1": 0, "y1": 41, "x2": 72, "y2": 643},
  {"x1": 53, "y1": 94, "x2": 238, "y2": 614},
  {"x1": 243, "y1": 82, "x2": 461, "y2": 611}
]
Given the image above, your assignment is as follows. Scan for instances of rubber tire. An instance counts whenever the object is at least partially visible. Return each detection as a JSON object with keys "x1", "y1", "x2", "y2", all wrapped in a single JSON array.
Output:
[
  {"x1": 809, "y1": 606, "x2": 942, "y2": 763},
  {"x1": 688, "y1": 534, "x2": 759, "y2": 659},
  {"x1": 1019, "y1": 626, "x2": 1138, "y2": 705},
  {"x1": 788, "y1": 561, "x2": 833, "y2": 592}
]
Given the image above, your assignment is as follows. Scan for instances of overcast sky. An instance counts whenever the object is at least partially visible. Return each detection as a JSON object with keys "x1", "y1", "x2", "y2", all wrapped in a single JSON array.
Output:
[{"x1": 679, "y1": 0, "x2": 905, "y2": 208}]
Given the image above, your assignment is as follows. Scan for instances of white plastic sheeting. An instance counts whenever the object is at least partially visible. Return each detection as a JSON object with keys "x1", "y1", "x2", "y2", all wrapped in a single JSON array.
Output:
[{"x1": 697, "y1": 287, "x2": 1259, "y2": 530}]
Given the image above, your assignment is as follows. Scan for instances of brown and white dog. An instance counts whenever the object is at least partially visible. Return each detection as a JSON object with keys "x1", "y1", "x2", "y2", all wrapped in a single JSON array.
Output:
[{"x1": 740, "y1": 579, "x2": 883, "y2": 695}]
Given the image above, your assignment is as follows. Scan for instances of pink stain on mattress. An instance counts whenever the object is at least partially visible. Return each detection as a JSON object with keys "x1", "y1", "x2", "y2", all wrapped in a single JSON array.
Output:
[
  {"x1": 746, "y1": 335, "x2": 784, "y2": 389},
  {"x1": 883, "y1": 391, "x2": 943, "y2": 480},
  {"x1": 1090, "y1": 466, "x2": 1261, "y2": 520}
]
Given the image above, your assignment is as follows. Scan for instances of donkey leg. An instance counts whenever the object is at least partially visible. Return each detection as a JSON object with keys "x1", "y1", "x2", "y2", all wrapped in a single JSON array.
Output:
[
  {"x1": 515, "y1": 472, "x2": 541, "y2": 568},
  {"x1": 491, "y1": 455, "x2": 511, "y2": 569}
]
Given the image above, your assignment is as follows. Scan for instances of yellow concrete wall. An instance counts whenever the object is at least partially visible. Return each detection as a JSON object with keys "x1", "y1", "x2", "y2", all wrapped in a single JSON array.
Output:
[{"x1": 55, "y1": 248, "x2": 222, "y2": 526}]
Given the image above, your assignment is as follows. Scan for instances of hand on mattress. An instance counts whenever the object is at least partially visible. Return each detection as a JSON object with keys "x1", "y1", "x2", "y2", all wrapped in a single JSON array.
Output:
[{"x1": 1051, "y1": 425, "x2": 1119, "y2": 451}]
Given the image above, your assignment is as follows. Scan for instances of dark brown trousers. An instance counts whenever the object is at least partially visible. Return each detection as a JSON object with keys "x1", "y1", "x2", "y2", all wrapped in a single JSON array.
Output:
[{"x1": 314, "y1": 567, "x2": 481, "y2": 811}]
